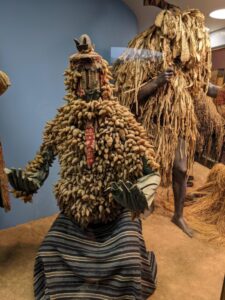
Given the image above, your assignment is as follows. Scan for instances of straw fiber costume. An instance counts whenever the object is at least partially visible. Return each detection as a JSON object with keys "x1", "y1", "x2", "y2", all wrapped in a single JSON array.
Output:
[
  {"x1": 2, "y1": 35, "x2": 160, "y2": 300},
  {"x1": 113, "y1": 0, "x2": 221, "y2": 237}
]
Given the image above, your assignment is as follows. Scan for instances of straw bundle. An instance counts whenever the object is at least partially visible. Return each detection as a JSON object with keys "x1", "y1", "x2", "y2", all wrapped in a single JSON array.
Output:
[{"x1": 186, "y1": 163, "x2": 225, "y2": 244}]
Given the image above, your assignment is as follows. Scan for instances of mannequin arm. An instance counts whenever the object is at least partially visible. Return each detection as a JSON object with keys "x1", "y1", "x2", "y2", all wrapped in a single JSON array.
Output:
[
  {"x1": 207, "y1": 83, "x2": 225, "y2": 106},
  {"x1": 207, "y1": 83, "x2": 221, "y2": 98},
  {"x1": 138, "y1": 69, "x2": 174, "y2": 103},
  {"x1": 5, "y1": 146, "x2": 55, "y2": 202},
  {"x1": 108, "y1": 157, "x2": 160, "y2": 216}
]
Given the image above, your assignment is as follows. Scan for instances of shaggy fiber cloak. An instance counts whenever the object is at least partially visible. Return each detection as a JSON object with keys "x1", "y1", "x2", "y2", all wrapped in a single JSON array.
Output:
[
  {"x1": 113, "y1": 8, "x2": 211, "y2": 185},
  {"x1": 14, "y1": 49, "x2": 158, "y2": 227}
]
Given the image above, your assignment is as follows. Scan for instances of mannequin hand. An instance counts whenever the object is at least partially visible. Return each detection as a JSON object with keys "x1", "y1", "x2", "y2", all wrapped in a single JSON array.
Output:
[
  {"x1": 4, "y1": 168, "x2": 40, "y2": 195},
  {"x1": 107, "y1": 180, "x2": 148, "y2": 213},
  {"x1": 141, "y1": 202, "x2": 155, "y2": 220},
  {"x1": 156, "y1": 69, "x2": 174, "y2": 86}
]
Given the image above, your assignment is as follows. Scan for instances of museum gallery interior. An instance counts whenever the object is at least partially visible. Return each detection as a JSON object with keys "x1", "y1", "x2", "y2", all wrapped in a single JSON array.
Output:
[{"x1": 0, "y1": 0, "x2": 225, "y2": 299}]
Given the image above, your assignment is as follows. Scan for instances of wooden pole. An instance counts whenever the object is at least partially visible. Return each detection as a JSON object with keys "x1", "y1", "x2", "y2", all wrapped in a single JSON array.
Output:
[{"x1": 0, "y1": 142, "x2": 10, "y2": 211}]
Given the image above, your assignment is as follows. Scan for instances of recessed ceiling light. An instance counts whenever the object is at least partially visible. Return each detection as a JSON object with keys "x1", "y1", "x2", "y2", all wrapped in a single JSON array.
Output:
[{"x1": 209, "y1": 9, "x2": 225, "y2": 19}]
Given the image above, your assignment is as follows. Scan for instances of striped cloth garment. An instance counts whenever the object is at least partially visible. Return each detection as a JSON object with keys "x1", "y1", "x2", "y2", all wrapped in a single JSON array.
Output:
[{"x1": 34, "y1": 210, "x2": 157, "y2": 300}]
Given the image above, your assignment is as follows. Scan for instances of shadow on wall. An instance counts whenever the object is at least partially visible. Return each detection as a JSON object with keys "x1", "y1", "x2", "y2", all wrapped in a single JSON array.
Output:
[{"x1": 0, "y1": 0, "x2": 137, "y2": 229}]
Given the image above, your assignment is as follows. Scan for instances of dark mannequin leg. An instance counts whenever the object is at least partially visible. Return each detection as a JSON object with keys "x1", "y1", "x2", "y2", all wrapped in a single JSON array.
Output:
[{"x1": 171, "y1": 140, "x2": 193, "y2": 237}]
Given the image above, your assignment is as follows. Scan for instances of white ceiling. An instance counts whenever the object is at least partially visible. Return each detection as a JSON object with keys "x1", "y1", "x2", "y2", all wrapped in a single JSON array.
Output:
[{"x1": 123, "y1": 0, "x2": 225, "y2": 32}]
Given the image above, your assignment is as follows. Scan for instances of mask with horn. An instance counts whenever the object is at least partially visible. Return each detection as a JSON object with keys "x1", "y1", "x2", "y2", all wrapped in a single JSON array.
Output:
[{"x1": 64, "y1": 34, "x2": 113, "y2": 102}]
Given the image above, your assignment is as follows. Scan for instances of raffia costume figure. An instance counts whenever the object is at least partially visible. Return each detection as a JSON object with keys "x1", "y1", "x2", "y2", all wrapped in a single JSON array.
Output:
[
  {"x1": 113, "y1": 1, "x2": 223, "y2": 237},
  {"x1": 1, "y1": 35, "x2": 160, "y2": 299}
]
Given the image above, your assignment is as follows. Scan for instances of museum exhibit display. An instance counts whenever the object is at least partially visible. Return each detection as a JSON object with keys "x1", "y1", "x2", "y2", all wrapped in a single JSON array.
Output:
[{"x1": 1, "y1": 1, "x2": 225, "y2": 299}]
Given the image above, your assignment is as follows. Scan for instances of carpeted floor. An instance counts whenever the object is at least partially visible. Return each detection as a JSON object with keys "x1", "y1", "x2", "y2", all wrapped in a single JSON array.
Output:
[{"x1": 0, "y1": 163, "x2": 225, "y2": 300}]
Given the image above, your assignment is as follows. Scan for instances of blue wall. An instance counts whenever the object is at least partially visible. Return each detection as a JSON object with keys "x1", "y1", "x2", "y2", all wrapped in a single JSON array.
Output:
[{"x1": 0, "y1": 0, "x2": 137, "y2": 229}]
